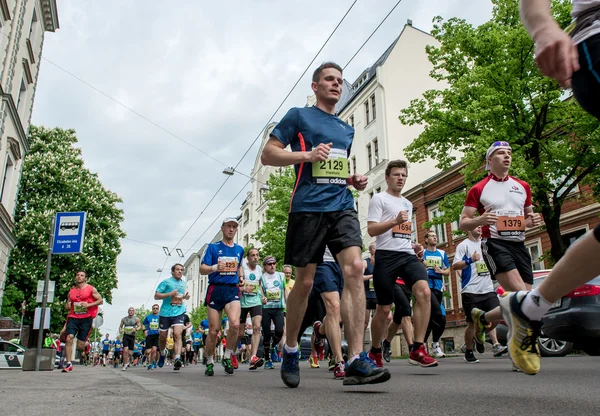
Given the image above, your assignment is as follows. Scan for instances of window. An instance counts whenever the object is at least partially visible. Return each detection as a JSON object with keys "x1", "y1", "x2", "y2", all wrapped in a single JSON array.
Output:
[
  {"x1": 411, "y1": 211, "x2": 418, "y2": 243},
  {"x1": 525, "y1": 240, "x2": 544, "y2": 270},
  {"x1": 0, "y1": 153, "x2": 14, "y2": 205},
  {"x1": 351, "y1": 156, "x2": 356, "y2": 175},
  {"x1": 366, "y1": 144, "x2": 372, "y2": 171},
  {"x1": 562, "y1": 228, "x2": 587, "y2": 248},
  {"x1": 17, "y1": 78, "x2": 27, "y2": 115},
  {"x1": 364, "y1": 101, "x2": 370, "y2": 125},
  {"x1": 427, "y1": 205, "x2": 447, "y2": 245},
  {"x1": 349, "y1": 115, "x2": 354, "y2": 128},
  {"x1": 243, "y1": 234, "x2": 249, "y2": 247},
  {"x1": 371, "y1": 94, "x2": 376, "y2": 120},
  {"x1": 256, "y1": 220, "x2": 260, "y2": 230},
  {"x1": 243, "y1": 209, "x2": 249, "y2": 225},
  {"x1": 373, "y1": 138, "x2": 379, "y2": 166},
  {"x1": 553, "y1": 173, "x2": 579, "y2": 199}
]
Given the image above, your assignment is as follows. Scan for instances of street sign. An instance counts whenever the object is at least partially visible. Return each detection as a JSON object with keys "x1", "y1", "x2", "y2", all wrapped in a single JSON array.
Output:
[
  {"x1": 93, "y1": 315, "x2": 103, "y2": 328},
  {"x1": 52, "y1": 212, "x2": 87, "y2": 254},
  {"x1": 33, "y1": 308, "x2": 50, "y2": 330},
  {"x1": 36, "y1": 280, "x2": 54, "y2": 303}
]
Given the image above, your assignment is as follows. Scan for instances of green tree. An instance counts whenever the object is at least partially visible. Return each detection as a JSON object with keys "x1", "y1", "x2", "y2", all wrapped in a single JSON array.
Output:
[
  {"x1": 2, "y1": 126, "x2": 126, "y2": 331},
  {"x1": 399, "y1": 0, "x2": 600, "y2": 262},
  {"x1": 0, "y1": 285, "x2": 25, "y2": 322},
  {"x1": 253, "y1": 167, "x2": 296, "y2": 268},
  {"x1": 133, "y1": 305, "x2": 152, "y2": 341},
  {"x1": 190, "y1": 304, "x2": 208, "y2": 329}
]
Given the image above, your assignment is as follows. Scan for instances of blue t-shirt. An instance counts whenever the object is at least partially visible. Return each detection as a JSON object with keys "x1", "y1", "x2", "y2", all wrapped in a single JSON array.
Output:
[
  {"x1": 114, "y1": 340, "x2": 122, "y2": 352},
  {"x1": 423, "y1": 249, "x2": 450, "y2": 292},
  {"x1": 143, "y1": 313, "x2": 160, "y2": 336},
  {"x1": 271, "y1": 106, "x2": 355, "y2": 213},
  {"x1": 134, "y1": 343, "x2": 141, "y2": 354},
  {"x1": 102, "y1": 339, "x2": 111, "y2": 351},
  {"x1": 156, "y1": 276, "x2": 187, "y2": 317},
  {"x1": 200, "y1": 319, "x2": 209, "y2": 330},
  {"x1": 192, "y1": 330, "x2": 203, "y2": 346},
  {"x1": 201, "y1": 241, "x2": 244, "y2": 285}
]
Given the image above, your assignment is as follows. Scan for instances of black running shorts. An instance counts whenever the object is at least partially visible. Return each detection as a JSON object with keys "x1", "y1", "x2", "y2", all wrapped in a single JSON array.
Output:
[
  {"x1": 65, "y1": 317, "x2": 93, "y2": 342},
  {"x1": 573, "y1": 33, "x2": 600, "y2": 119},
  {"x1": 594, "y1": 223, "x2": 600, "y2": 243},
  {"x1": 145, "y1": 334, "x2": 159, "y2": 350},
  {"x1": 122, "y1": 334, "x2": 135, "y2": 350},
  {"x1": 462, "y1": 292, "x2": 500, "y2": 323},
  {"x1": 284, "y1": 209, "x2": 362, "y2": 267},
  {"x1": 481, "y1": 238, "x2": 534, "y2": 285},
  {"x1": 373, "y1": 250, "x2": 428, "y2": 306},
  {"x1": 240, "y1": 305, "x2": 262, "y2": 323}
]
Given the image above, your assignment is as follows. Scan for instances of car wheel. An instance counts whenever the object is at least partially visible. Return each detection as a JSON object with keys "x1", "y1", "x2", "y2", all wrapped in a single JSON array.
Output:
[
  {"x1": 538, "y1": 336, "x2": 573, "y2": 357},
  {"x1": 582, "y1": 346, "x2": 600, "y2": 356}
]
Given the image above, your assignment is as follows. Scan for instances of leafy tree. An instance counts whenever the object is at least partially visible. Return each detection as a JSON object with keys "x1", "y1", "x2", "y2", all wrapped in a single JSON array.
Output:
[
  {"x1": 190, "y1": 304, "x2": 208, "y2": 329},
  {"x1": 3, "y1": 126, "x2": 126, "y2": 331},
  {"x1": 0, "y1": 285, "x2": 25, "y2": 322},
  {"x1": 253, "y1": 167, "x2": 295, "y2": 269},
  {"x1": 399, "y1": 0, "x2": 600, "y2": 262}
]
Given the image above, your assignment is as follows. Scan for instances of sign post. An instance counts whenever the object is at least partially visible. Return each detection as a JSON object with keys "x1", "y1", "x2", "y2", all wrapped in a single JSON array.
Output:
[{"x1": 34, "y1": 212, "x2": 87, "y2": 371}]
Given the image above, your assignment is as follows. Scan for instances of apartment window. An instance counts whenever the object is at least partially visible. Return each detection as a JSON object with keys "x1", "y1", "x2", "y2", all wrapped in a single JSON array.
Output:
[
  {"x1": 0, "y1": 153, "x2": 15, "y2": 205},
  {"x1": 525, "y1": 239, "x2": 544, "y2": 271},
  {"x1": 0, "y1": 0, "x2": 10, "y2": 21},
  {"x1": 17, "y1": 78, "x2": 27, "y2": 115},
  {"x1": 243, "y1": 209, "x2": 250, "y2": 225},
  {"x1": 364, "y1": 101, "x2": 370, "y2": 125},
  {"x1": 256, "y1": 220, "x2": 260, "y2": 230},
  {"x1": 349, "y1": 115, "x2": 354, "y2": 128},
  {"x1": 411, "y1": 211, "x2": 418, "y2": 243},
  {"x1": 243, "y1": 234, "x2": 249, "y2": 247},
  {"x1": 366, "y1": 144, "x2": 372, "y2": 171},
  {"x1": 351, "y1": 156, "x2": 356, "y2": 175},
  {"x1": 371, "y1": 94, "x2": 376, "y2": 120},
  {"x1": 373, "y1": 138, "x2": 379, "y2": 166},
  {"x1": 562, "y1": 228, "x2": 587, "y2": 248},
  {"x1": 427, "y1": 205, "x2": 447, "y2": 245}
]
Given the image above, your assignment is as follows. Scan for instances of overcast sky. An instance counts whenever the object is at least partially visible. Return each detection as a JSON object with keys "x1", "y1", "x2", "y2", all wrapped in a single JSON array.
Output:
[{"x1": 31, "y1": 0, "x2": 493, "y2": 337}]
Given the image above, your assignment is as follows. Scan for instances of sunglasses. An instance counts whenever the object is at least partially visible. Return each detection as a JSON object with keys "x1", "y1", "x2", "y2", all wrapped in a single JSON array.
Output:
[
  {"x1": 492, "y1": 141, "x2": 510, "y2": 147},
  {"x1": 265, "y1": 263, "x2": 276, "y2": 266}
]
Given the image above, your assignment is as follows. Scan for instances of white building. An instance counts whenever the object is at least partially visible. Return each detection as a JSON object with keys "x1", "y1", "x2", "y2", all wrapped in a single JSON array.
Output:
[
  {"x1": 184, "y1": 230, "x2": 223, "y2": 312},
  {"x1": 0, "y1": 0, "x2": 59, "y2": 311}
]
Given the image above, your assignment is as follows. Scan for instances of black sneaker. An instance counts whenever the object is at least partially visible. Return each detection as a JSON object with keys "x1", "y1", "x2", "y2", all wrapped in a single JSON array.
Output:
[
  {"x1": 174, "y1": 358, "x2": 182, "y2": 370},
  {"x1": 382, "y1": 340, "x2": 392, "y2": 363},
  {"x1": 464, "y1": 350, "x2": 479, "y2": 364},
  {"x1": 475, "y1": 340, "x2": 485, "y2": 354},
  {"x1": 328, "y1": 356, "x2": 336, "y2": 371},
  {"x1": 205, "y1": 363, "x2": 214, "y2": 376},
  {"x1": 280, "y1": 348, "x2": 300, "y2": 388},
  {"x1": 343, "y1": 351, "x2": 391, "y2": 386},
  {"x1": 222, "y1": 358, "x2": 234, "y2": 374},
  {"x1": 202, "y1": 356, "x2": 207, "y2": 365}
]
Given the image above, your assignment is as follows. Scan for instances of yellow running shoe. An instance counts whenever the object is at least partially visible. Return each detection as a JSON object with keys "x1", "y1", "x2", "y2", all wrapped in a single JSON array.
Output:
[
  {"x1": 309, "y1": 354, "x2": 320, "y2": 369},
  {"x1": 471, "y1": 308, "x2": 487, "y2": 346},
  {"x1": 500, "y1": 291, "x2": 542, "y2": 375}
]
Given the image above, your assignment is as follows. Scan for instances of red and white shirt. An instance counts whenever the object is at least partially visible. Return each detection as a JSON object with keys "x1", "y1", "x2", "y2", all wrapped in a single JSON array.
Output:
[{"x1": 464, "y1": 174, "x2": 532, "y2": 242}]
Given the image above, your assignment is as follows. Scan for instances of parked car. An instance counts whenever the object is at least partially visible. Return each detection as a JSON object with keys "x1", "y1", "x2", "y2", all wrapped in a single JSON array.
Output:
[
  {"x1": 493, "y1": 270, "x2": 600, "y2": 357},
  {"x1": 0, "y1": 339, "x2": 25, "y2": 369}
]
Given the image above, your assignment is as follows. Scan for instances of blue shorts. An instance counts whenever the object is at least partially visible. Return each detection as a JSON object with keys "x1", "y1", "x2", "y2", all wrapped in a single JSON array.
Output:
[
  {"x1": 205, "y1": 284, "x2": 240, "y2": 311},
  {"x1": 159, "y1": 313, "x2": 186, "y2": 331},
  {"x1": 311, "y1": 262, "x2": 344, "y2": 296}
]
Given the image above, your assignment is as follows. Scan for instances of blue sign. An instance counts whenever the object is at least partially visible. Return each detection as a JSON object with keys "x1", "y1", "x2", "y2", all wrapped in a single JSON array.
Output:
[{"x1": 52, "y1": 212, "x2": 87, "y2": 254}]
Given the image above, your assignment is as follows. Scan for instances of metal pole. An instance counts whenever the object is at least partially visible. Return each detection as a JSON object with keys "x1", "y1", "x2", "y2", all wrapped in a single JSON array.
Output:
[
  {"x1": 35, "y1": 216, "x2": 55, "y2": 371},
  {"x1": 18, "y1": 302, "x2": 25, "y2": 342}
]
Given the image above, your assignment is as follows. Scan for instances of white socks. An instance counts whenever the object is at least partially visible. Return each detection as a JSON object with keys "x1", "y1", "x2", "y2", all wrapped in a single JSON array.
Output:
[
  {"x1": 207, "y1": 356, "x2": 214, "y2": 364},
  {"x1": 432, "y1": 342, "x2": 440, "y2": 348},
  {"x1": 284, "y1": 344, "x2": 298, "y2": 354},
  {"x1": 347, "y1": 354, "x2": 360, "y2": 365},
  {"x1": 520, "y1": 288, "x2": 553, "y2": 321},
  {"x1": 224, "y1": 349, "x2": 232, "y2": 359}
]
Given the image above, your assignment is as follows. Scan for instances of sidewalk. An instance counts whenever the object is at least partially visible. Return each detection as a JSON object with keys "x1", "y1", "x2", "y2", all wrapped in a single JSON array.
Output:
[{"x1": 0, "y1": 365, "x2": 190, "y2": 416}]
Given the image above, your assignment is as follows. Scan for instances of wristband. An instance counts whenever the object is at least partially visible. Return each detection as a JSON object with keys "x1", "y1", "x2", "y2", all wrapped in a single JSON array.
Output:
[
  {"x1": 465, "y1": 258, "x2": 473, "y2": 266},
  {"x1": 211, "y1": 264, "x2": 218, "y2": 272}
]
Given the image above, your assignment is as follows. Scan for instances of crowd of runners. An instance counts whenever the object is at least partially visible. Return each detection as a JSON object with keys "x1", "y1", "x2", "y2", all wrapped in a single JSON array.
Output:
[{"x1": 54, "y1": 0, "x2": 600, "y2": 389}]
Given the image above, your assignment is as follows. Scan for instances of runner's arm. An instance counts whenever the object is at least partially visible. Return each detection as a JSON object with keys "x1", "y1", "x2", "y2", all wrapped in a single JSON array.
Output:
[
  {"x1": 362, "y1": 259, "x2": 372, "y2": 281},
  {"x1": 519, "y1": 0, "x2": 557, "y2": 41},
  {"x1": 367, "y1": 220, "x2": 398, "y2": 237},
  {"x1": 261, "y1": 137, "x2": 311, "y2": 166},
  {"x1": 88, "y1": 287, "x2": 104, "y2": 307}
]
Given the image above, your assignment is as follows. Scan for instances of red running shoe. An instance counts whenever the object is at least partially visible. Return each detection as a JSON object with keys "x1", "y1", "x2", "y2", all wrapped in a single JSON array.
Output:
[
  {"x1": 367, "y1": 350, "x2": 384, "y2": 368},
  {"x1": 409, "y1": 345, "x2": 439, "y2": 368},
  {"x1": 231, "y1": 354, "x2": 239, "y2": 369},
  {"x1": 313, "y1": 322, "x2": 325, "y2": 360},
  {"x1": 333, "y1": 361, "x2": 345, "y2": 379}
]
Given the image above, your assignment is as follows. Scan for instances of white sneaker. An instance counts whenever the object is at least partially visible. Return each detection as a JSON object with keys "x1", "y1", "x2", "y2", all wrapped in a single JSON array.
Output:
[
  {"x1": 122, "y1": 364, "x2": 128, "y2": 371},
  {"x1": 432, "y1": 345, "x2": 445, "y2": 358}
]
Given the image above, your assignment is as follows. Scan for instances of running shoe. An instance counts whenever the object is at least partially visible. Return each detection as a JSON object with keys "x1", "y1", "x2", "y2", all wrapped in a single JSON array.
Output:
[
  {"x1": 265, "y1": 360, "x2": 275, "y2": 370},
  {"x1": 500, "y1": 291, "x2": 542, "y2": 375},
  {"x1": 408, "y1": 345, "x2": 439, "y2": 368},
  {"x1": 122, "y1": 363, "x2": 128, "y2": 371},
  {"x1": 271, "y1": 349, "x2": 278, "y2": 363},
  {"x1": 62, "y1": 362, "x2": 73, "y2": 373},
  {"x1": 328, "y1": 356, "x2": 336, "y2": 371},
  {"x1": 475, "y1": 340, "x2": 485, "y2": 354},
  {"x1": 343, "y1": 352, "x2": 391, "y2": 386},
  {"x1": 313, "y1": 321, "x2": 326, "y2": 359},
  {"x1": 231, "y1": 354, "x2": 239, "y2": 369},
  {"x1": 382, "y1": 340, "x2": 392, "y2": 363},
  {"x1": 205, "y1": 363, "x2": 214, "y2": 376},
  {"x1": 157, "y1": 354, "x2": 166, "y2": 368},
  {"x1": 471, "y1": 308, "x2": 487, "y2": 346},
  {"x1": 432, "y1": 344, "x2": 446, "y2": 358},
  {"x1": 222, "y1": 358, "x2": 234, "y2": 374},
  {"x1": 464, "y1": 350, "x2": 479, "y2": 364},
  {"x1": 492, "y1": 343, "x2": 508, "y2": 357},
  {"x1": 333, "y1": 361, "x2": 345, "y2": 380},
  {"x1": 249, "y1": 355, "x2": 263, "y2": 370},
  {"x1": 147, "y1": 362, "x2": 152, "y2": 370},
  {"x1": 113, "y1": 363, "x2": 118, "y2": 369},
  {"x1": 367, "y1": 349, "x2": 384, "y2": 368},
  {"x1": 174, "y1": 358, "x2": 182, "y2": 371},
  {"x1": 280, "y1": 348, "x2": 300, "y2": 388},
  {"x1": 309, "y1": 354, "x2": 320, "y2": 368},
  {"x1": 202, "y1": 356, "x2": 207, "y2": 365}
]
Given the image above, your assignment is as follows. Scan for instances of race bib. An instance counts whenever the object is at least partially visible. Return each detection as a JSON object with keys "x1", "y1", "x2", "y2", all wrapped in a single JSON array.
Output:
[
  {"x1": 218, "y1": 256, "x2": 239, "y2": 276},
  {"x1": 73, "y1": 302, "x2": 87, "y2": 315},
  {"x1": 476, "y1": 262, "x2": 489, "y2": 275},
  {"x1": 149, "y1": 321, "x2": 159, "y2": 330},
  {"x1": 424, "y1": 257, "x2": 442, "y2": 269},
  {"x1": 124, "y1": 326, "x2": 135, "y2": 334},
  {"x1": 312, "y1": 148, "x2": 349, "y2": 185},
  {"x1": 496, "y1": 209, "x2": 525, "y2": 236},
  {"x1": 266, "y1": 289, "x2": 281, "y2": 302},
  {"x1": 245, "y1": 282, "x2": 259, "y2": 295},
  {"x1": 368, "y1": 278, "x2": 374, "y2": 290},
  {"x1": 204, "y1": 329, "x2": 209, "y2": 335},
  {"x1": 193, "y1": 337, "x2": 201, "y2": 343},
  {"x1": 392, "y1": 221, "x2": 412, "y2": 240},
  {"x1": 171, "y1": 294, "x2": 183, "y2": 306}
]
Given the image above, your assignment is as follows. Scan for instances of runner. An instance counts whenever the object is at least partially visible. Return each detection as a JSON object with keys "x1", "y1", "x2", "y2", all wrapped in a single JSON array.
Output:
[
  {"x1": 261, "y1": 61, "x2": 389, "y2": 387},
  {"x1": 113, "y1": 336, "x2": 123, "y2": 368},
  {"x1": 200, "y1": 318, "x2": 209, "y2": 364},
  {"x1": 381, "y1": 277, "x2": 414, "y2": 362},
  {"x1": 504, "y1": 0, "x2": 600, "y2": 374},
  {"x1": 283, "y1": 265, "x2": 295, "y2": 296},
  {"x1": 238, "y1": 247, "x2": 266, "y2": 370},
  {"x1": 260, "y1": 256, "x2": 287, "y2": 370},
  {"x1": 62, "y1": 271, "x2": 103, "y2": 373},
  {"x1": 119, "y1": 307, "x2": 140, "y2": 371},
  {"x1": 297, "y1": 247, "x2": 346, "y2": 379},
  {"x1": 363, "y1": 243, "x2": 378, "y2": 336},
  {"x1": 459, "y1": 141, "x2": 542, "y2": 373},
  {"x1": 367, "y1": 160, "x2": 438, "y2": 368},
  {"x1": 192, "y1": 326, "x2": 203, "y2": 365},
  {"x1": 154, "y1": 263, "x2": 190, "y2": 371},
  {"x1": 422, "y1": 231, "x2": 450, "y2": 358},
  {"x1": 142, "y1": 304, "x2": 160, "y2": 369},
  {"x1": 453, "y1": 226, "x2": 507, "y2": 363},
  {"x1": 101, "y1": 333, "x2": 111, "y2": 366},
  {"x1": 182, "y1": 313, "x2": 192, "y2": 366},
  {"x1": 199, "y1": 217, "x2": 244, "y2": 376}
]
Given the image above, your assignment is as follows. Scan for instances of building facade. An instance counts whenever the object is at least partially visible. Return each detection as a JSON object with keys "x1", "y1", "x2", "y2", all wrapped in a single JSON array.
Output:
[
  {"x1": 0, "y1": 0, "x2": 59, "y2": 312},
  {"x1": 184, "y1": 230, "x2": 224, "y2": 312}
]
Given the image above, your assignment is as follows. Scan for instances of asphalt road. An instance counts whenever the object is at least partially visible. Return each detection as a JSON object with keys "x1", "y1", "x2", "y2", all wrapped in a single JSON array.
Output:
[{"x1": 120, "y1": 355, "x2": 600, "y2": 416}]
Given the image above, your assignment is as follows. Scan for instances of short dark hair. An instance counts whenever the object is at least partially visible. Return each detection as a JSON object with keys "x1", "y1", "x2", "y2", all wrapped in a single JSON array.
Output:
[
  {"x1": 171, "y1": 263, "x2": 184, "y2": 272},
  {"x1": 247, "y1": 248, "x2": 259, "y2": 258},
  {"x1": 424, "y1": 231, "x2": 436, "y2": 241},
  {"x1": 76, "y1": 270, "x2": 87, "y2": 277},
  {"x1": 312, "y1": 62, "x2": 343, "y2": 83},
  {"x1": 385, "y1": 160, "x2": 408, "y2": 177}
]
